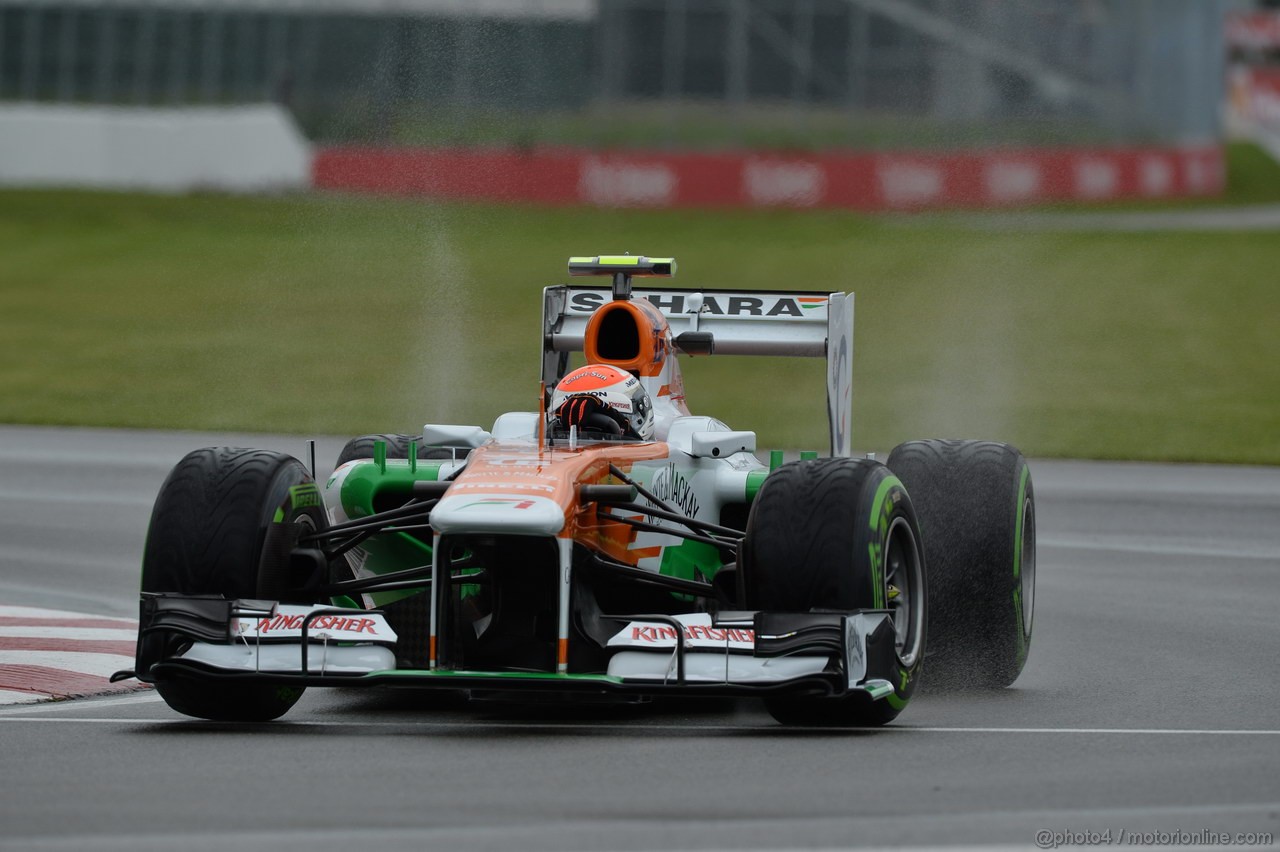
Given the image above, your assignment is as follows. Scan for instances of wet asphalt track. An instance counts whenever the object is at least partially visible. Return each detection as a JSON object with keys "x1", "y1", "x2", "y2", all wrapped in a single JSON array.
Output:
[{"x1": 1, "y1": 425, "x2": 1278, "y2": 852}]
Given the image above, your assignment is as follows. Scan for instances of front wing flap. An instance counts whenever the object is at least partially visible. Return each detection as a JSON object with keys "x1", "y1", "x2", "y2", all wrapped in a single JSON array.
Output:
[{"x1": 124, "y1": 596, "x2": 899, "y2": 700}]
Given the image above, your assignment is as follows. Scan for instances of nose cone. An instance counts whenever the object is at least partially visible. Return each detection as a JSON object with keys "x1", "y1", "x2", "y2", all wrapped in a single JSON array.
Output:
[{"x1": 429, "y1": 494, "x2": 565, "y2": 536}]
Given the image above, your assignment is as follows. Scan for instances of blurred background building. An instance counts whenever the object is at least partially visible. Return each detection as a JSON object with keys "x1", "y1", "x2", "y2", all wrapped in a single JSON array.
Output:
[
  {"x1": 0, "y1": 0, "x2": 1230, "y2": 149},
  {"x1": 3, "y1": 0, "x2": 1273, "y2": 206}
]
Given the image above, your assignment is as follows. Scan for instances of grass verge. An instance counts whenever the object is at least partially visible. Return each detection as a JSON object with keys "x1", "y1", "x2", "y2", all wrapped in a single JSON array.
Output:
[{"x1": 1, "y1": 188, "x2": 1276, "y2": 464}]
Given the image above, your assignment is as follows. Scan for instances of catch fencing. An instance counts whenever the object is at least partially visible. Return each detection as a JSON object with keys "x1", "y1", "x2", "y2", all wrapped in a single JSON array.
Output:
[{"x1": 0, "y1": 0, "x2": 1228, "y2": 149}]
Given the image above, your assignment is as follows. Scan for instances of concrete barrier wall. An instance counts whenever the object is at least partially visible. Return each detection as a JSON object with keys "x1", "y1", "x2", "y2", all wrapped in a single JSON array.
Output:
[
  {"x1": 314, "y1": 144, "x2": 1225, "y2": 210},
  {"x1": 0, "y1": 104, "x2": 311, "y2": 193},
  {"x1": 0, "y1": 104, "x2": 1222, "y2": 209}
]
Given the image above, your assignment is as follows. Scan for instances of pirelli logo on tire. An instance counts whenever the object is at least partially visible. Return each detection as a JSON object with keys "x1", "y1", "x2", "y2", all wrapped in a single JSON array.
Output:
[{"x1": 288, "y1": 483, "x2": 321, "y2": 509}]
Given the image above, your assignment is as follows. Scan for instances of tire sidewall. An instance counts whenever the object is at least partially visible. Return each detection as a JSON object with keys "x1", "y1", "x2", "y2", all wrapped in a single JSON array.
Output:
[
  {"x1": 256, "y1": 469, "x2": 328, "y2": 602},
  {"x1": 853, "y1": 470, "x2": 926, "y2": 712},
  {"x1": 1011, "y1": 461, "x2": 1035, "y2": 669}
]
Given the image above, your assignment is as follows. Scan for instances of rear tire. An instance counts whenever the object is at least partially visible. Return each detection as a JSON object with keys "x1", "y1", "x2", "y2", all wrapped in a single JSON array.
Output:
[
  {"x1": 743, "y1": 458, "x2": 925, "y2": 726},
  {"x1": 141, "y1": 447, "x2": 326, "y2": 721},
  {"x1": 887, "y1": 439, "x2": 1035, "y2": 690},
  {"x1": 335, "y1": 433, "x2": 453, "y2": 468}
]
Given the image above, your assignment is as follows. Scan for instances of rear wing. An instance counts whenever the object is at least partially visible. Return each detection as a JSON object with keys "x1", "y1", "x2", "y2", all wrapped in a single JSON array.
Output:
[{"x1": 541, "y1": 285, "x2": 855, "y2": 456}]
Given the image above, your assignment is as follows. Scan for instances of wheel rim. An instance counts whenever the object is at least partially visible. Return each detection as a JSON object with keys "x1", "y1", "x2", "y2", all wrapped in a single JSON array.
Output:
[
  {"x1": 261, "y1": 507, "x2": 318, "y2": 597},
  {"x1": 885, "y1": 516, "x2": 924, "y2": 667},
  {"x1": 1020, "y1": 497, "x2": 1036, "y2": 639}
]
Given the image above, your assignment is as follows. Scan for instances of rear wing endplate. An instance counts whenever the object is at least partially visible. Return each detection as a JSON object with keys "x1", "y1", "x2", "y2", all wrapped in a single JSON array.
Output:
[{"x1": 541, "y1": 285, "x2": 855, "y2": 456}]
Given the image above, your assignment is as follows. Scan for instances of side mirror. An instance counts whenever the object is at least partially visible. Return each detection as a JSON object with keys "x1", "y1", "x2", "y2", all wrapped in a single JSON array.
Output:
[
  {"x1": 674, "y1": 331, "x2": 715, "y2": 356},
  {"x1": 422, "y1": 424, "x2": 492, "y2": 448},
  {"x1": 491, "y1": 412, "x2": 540, "y2": 440},
  {"x1": 689, "y1": 430, "x2": 756, "y2": 459}
]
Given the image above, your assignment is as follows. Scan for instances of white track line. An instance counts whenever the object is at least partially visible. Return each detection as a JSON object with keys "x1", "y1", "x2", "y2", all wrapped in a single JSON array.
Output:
[
  {"x1": 0, "y1": 688, "x2": 44, "y2": 704},
  {"x1": 0, "y1": 605, "x2": 132, "y2": 621},
  {"x1": 0, "y1": 650, "x2": 135, "y2": 677},
  {"x1": 1040, "y1": 536, "x2": 1280, "y2": 561},
  {"x1": 0, "y1": 488, "x2": 154, "y2": 507},
  {"x1": 0, "y1": 716, "x2": 1276, "y2": 735},
  {"x1": 0, "y1": 624, "x2": 138, "y2": 637},
  {"x1": 0, "y1": 691, "x2": 158, "y2": 715},
  {"x1": 0, "y1": 626, "x2": 137, "y2": 640},
  {"x1": 3, "y1": 836, "x2": 1274, "y2": 852},
  {"x1": 907, "y1": 725, "x2": 1280, "y2": 735}
]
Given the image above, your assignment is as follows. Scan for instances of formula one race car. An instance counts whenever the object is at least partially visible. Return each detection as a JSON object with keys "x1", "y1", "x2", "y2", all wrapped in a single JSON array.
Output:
[{"x1": 117, "y1": 255, "x2": 1036, "y2": 726}]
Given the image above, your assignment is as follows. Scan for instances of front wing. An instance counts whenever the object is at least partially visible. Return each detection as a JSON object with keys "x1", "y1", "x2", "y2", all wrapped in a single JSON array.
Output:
[{"x1": 122, "y1": 596, "x2": 902, "y2": 701}]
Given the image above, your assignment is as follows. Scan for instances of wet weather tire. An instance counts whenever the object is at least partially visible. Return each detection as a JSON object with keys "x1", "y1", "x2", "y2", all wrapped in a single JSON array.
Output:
[
  {"x1": 743, "y1": 458, "x2": 926, "y2": 726},
  {"x1": 887, "y1": 440, "x2": 1035, "y2": 690},
  {"x1": 335, "y1": 433, "x2": 453, "y2": 467},
  {"x1": 141, "y1": 447, "x2": 327, "y2": 721}
]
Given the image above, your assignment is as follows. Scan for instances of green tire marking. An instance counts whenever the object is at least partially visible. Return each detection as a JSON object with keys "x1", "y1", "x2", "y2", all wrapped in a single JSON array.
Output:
[
  {"x1": 288, "y1": 483, "x2": 321, "y2": 510},
  {"x1": 1013, "y1": 587, "x2": 1025, "y2": 658},
  {"x1": 867, "y1": 474, "x2": 902, "y2": 610},
  {"x1": 1012, "y1": 464, "x2": 1029, "y2": 581},
  {"x1": 1012, "y1": 463, "x2": 1031, "y2": 659}
]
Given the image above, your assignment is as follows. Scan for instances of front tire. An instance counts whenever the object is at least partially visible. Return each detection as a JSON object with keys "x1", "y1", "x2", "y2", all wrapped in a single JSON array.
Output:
[
  {"x1": 141, "y1": 447, "x2": 326, "y2": 721},
  {"x1": 743, "y1": 458, "x2": 926, "y2": 726},
  {"x1": 887, "y1": 439, "x2": 1035, "y2": 690}
]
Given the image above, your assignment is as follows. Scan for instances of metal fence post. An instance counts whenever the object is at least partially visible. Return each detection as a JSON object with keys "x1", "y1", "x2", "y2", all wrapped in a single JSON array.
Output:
[
  {"x1": 793, "y1": 0, "x2": 815, "y2": 138},
  {"x1": 372, "y1": 17, "x2": 396, "y2": 141},
  {"x1": 663, "y1": 0, "x2": 686, "y2": 147},
  {"x1": 845, "y1": 0, "x2": 865, "y2": 111},
  {"x1": 726, "y1": 0, "x2": 748, "y2": 145},
  {"x1": 234, "y1": 10, "x2": 253, "y2": 103},
  {"x1": 299, "y1": 14, "x2": 321, "y2": 122},
  {"x1": 454, "y1": 15, "x2": 476, "y2": 108},
  {"x1": 520, "y1": 13, "x2": 539, "y2": 109},
  {"x1": 202, "y1": 6, "x2": 224, "y2": 103},
  {"x1": 93, "y1": 5, "x2": 116, "y2": 103},
  {"x1": 169, "y1": 8, "x2": 189, "y2": 105},
  {"x1": 134, "y1": 3, "x2": 159, "y2": 104},
  {"x1": 265, "y1": 12, "x2": 288, "y2": 104},
  {"x1": 20, "y1": 4, "x2": 42, "y2": 101},
  {"x1": 57, "y1": 6, "x2": 78, "y2": 102},
  {"x1": 0, "y1": 7, "x2": 7, "y2": 100},
  {"x1": 596, "y1": 0, "x2": 623, "y2": 109}
]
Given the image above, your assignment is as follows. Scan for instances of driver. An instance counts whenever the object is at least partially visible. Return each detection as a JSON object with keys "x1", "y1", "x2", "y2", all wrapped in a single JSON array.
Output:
[{"x1": 549, "y1": 364, "x2": 654, "y2": 441}]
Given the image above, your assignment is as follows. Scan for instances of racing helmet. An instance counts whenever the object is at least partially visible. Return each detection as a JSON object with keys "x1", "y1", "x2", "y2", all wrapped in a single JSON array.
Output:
[{"x1": 550, "y1": 364, "x2": 654, "y2": 441}]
